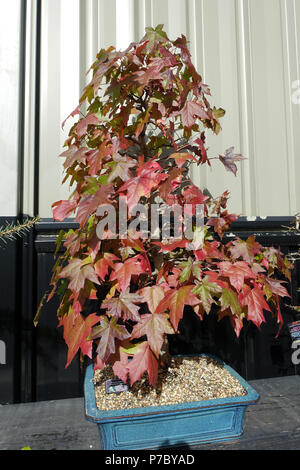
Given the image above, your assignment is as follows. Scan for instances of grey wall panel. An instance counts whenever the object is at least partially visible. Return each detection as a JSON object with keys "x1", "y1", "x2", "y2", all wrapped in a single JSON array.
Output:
[
  {"x1": 34, "y1": 0, "x2": 300, "y2": 218},
  {"x1": 0, "y1": 0, "x2": 22, "y2": 216}
]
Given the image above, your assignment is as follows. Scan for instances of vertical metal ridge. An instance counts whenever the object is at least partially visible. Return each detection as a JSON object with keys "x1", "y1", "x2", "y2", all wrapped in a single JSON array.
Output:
[
  {"x1": 99, "y1": 0, "x2": 116, "y2": 49},
  {"x1": 234, "y1": 0, "x2": 257, "y2": 216},
  {"x1": 279, "y1": 0, "x2": 297, "y2": 216},
  {"x1": 189, "y1": 0, "x2": 207, "y2": 190},
  {"x1": 14, "y1": 0, "x2": 27, "y2": 404},
  {"x1": 34, "y1": 0, "x2": 41, "y2": 217},
  {"x1": 243, "y1": 0, "x2": 258, "y2": 216},
  {"x1": 17, "y1": 0, "x2": 27, "y2": 219},
  {"x1": 234, "y1": 0, "x2": 247, "y2": 216}
]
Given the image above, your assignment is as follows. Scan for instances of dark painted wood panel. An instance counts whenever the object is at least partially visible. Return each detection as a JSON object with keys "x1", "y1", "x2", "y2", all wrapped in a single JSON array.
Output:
[
  {"x1": 1, "y1": 217, "x2": 299, "y2": 404},
  {"x1": 35, "y1": 251, "x2": 83, "y2": 401},
  {"x1": 0, "y1": 218, "x2": 18, "y2": 404}
]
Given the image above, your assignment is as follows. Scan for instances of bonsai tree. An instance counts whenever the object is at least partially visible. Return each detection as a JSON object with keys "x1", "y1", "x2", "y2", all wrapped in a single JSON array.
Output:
[{"x1": 36, "y1": 25, "x2": 292, "y2": 388}]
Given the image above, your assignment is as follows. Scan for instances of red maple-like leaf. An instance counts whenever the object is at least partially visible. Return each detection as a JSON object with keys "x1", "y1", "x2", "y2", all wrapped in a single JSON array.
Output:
[
  {"x1": 230, "y1": 315, "x2": 244, "y2": 337},
  {"x1": 59, "y1": 311, "x2": 99, "y2": 367},
  {"x1": 130, "y1": 312, "x2": 174, "y2": 356},
  {"x1": 194, "y1": 240, "x2": 224, "y2": 261},
  {"x1": 218, "y1": 309, "x2": 243, "y2": 338},
  {"x1": 107, "y1": 154, "x2": 136, "y2": 182},
  {"x1": 228, "y1": 235, "x2": 262, "y2": 264},
  {"x1": 61, "y1": 104, "x2": 81, "y2": 129},
  {"x1": 75, "y1": 184, "x2": 113, "y2": 226},
  {"x1": 75, "y1": 113, "x2": 100, "y2": 139},
  {"x1": 118, "y1": 161, "x2": 168, "y2": 215},
  {"x1": 90, "y1": 316, "x2": 131, "y2": 362},
  {"x1": 238, "y1": 285, "x2": 271, "y2": 329},
  {"x1": 58, "y1": 257, "x2": 100, "y2": 293},
  {"x1": 182, "y1": 184, "x2": 208, "y2": 205},
  {"x1": 167, "y1": 152, "x2": 198, "y2": 168},
  {"x1": 111, "y1": 346, "x2": 131, "y2": 383},
  {"x1": 181, "y1": 184, "x2": 208, "y2": 217},
  {"x1": 174, "y1": 100, "x2": 209, "y2": 128},
  {"x1": 155, "y1": 285, "x2": 199, "y2": 331},
  {"x1": 59, "y1": 145, "x2": 89, "y2": 170},
  {"x1": 193, "y1": 132, "x2": 208, "y2": 164},
  {"x1": 264, "y1": 277, "x2": 290, "y2": 298},
  {"x1": 204, "y1": 270, "x2": 229, "y2": 289},
  {"x1": 138, "y1": 285, "x2": 165, "y2": 313},
  {"x1": 52, "y1": 199, "x2": 77, "y2": 221},
  {"x1": 101, "y1": 290, "x2": 143, "y2": 322},
  {"x1": 207, "y1": 212, "x2": 238, "y2": 238},
  {"x1": 94, "y1": 253, "x2": 120, "y2": 281},
  {"x1": 218, "y1": 261, "x2": 256, "y2": 292},
  {"x1": 126, "y1": 341, "x2": 159, "y2": 387},
  {"x1": 110, "y1": 254, "x2": 150, "y2": 292},
  {"x1": 158, "y1": 168, "x2": 182, "y2": 204},
  {"x1": 63, "y1": 231, "x2": 81, "y2": 256},
  {"x1": 86, "y1": 140, "x2": 112, "y2": 176},
  {"x1": 153, "y1": 239, "x2": 188, "y2": 253},
  {"x1": 133, "y1": 60, "x2": 164, "y2": 86}
]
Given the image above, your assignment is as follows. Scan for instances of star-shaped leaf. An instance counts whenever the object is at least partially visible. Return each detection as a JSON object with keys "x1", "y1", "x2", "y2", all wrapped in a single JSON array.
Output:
[
  {"x1": 75, "y1": 184, "x2": 113, "y2": 226},
  {"x1": 52, "y1": 199, "x2": 77, "y2": 222},
  {"x1": 138, "y1": 285, "x2": 165, "y2": 313},
  {"x1": 58, "y1": 257, "x2": 100, "y2": 293},
  {"x1": 219, "y1": 288, "x2": 242, "y2": 316},
  {"x1": 238, "y1": 286, "x2": 271, "y2": 329},
  {"x1": 90, "y1": 316, "x2": 130, "y2": 361},
  {"x1": 174, "y1": 100, "x2": 209, "y2": 128},
  {"x1": 101, "y1": 290, "x2": 143, "y2": 322},
  {"x1": 126, "y1": 341, "x2": 159, "y2": 386},
  {"x1": 167, "y1": 152, "x2": 197, "y2": 168},
  {"x1": 218, "y1": 261, "x2": 256, "y2": 292},
  {"x1": 110, "y1": 254, "x2": 149, "y2": 292},
  {"x1": 94, "y1": 253, "x2": 120, "y2": 280},
  {"x1": 130, "y1": 313, "x2": 174, "y2": 356},
  {"x1": 118, "y1": 162, "x2": 168, "y2": 215},
  {"x1": 192, "y1": 276, "x2": 222, "y2": 314},
  {"x1": 59, "y1": 310, "x2": 99, "y2": 367},
  {"x1": 228, "y1": 236, "x2": 262, "y2": 264},
  {"x1": 219, "y1": 147, "x2": 246, "y2": 176},
  {"x1": 155, "y1": 285, "x2": 199, "y2": 331}
]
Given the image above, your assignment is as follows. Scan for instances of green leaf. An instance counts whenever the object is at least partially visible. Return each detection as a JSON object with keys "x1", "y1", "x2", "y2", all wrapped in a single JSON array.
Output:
[
  {"x1": 192, "y1": 277, "x2": 222, "y2": 314},
  {"x1": 179, "y1": 257, "x2": 193, "y2": 283},
  {"x1": 220, "y1": 288, "x2": 242, "y2": 316},
  {"x1": 54, "y1": 229, "x2": 66, "y2": 257},
  {"x1": 212, "y1": 107, "x2": 226, "y2": 119}
]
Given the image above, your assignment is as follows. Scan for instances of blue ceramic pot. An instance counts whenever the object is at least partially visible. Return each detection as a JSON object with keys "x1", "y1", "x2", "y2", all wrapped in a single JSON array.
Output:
[{"x1": 84, "y1": 355, "x2": 259, "y2": 450}]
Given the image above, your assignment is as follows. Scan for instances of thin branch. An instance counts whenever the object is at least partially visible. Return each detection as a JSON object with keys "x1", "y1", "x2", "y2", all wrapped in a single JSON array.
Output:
[{"x1": 0, "y1": 216, "x2": 40, "y2": 243}]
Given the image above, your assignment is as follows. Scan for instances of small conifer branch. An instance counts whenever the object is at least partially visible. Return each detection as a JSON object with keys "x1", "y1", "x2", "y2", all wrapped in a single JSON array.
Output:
[{"x1": 0, "y1": 216, "x2": 40, "y2": 243}]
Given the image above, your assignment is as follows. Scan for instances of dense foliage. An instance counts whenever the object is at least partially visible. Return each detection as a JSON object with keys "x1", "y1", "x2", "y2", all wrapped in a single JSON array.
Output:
[{"x1": 37, "y1": 26, "x2": 292, "y2": 387}]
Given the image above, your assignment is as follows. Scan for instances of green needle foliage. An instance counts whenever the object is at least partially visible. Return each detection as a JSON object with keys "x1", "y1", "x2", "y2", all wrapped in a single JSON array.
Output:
[{"x1": 0, "y1": 217, "x2": 40, "y2": 244}]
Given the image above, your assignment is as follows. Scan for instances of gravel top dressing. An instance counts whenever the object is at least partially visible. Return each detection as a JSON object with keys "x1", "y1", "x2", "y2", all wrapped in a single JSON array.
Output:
[{"x1": 93, "y1": 356, "x2": 247, "y2": 411}]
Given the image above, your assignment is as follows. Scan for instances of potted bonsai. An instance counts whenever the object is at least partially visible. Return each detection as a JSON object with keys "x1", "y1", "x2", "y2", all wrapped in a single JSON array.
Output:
[{"x1": 36, "y1": 25, "x2": 293, "y2": 449}]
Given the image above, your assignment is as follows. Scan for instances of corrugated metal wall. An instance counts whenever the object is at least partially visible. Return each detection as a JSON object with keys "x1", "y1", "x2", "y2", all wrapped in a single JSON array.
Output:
[
  {"x1": 19, "y1": 0, "x2": 300, "y2": 220},
  {"x1": 0, "y1": 0, "x2": 22, "y2": 217}
]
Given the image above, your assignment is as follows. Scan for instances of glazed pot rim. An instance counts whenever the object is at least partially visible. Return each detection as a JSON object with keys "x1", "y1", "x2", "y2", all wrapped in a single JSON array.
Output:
[{"x1": 84, "y1": 353, "x2": 259, "y2": 423}]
